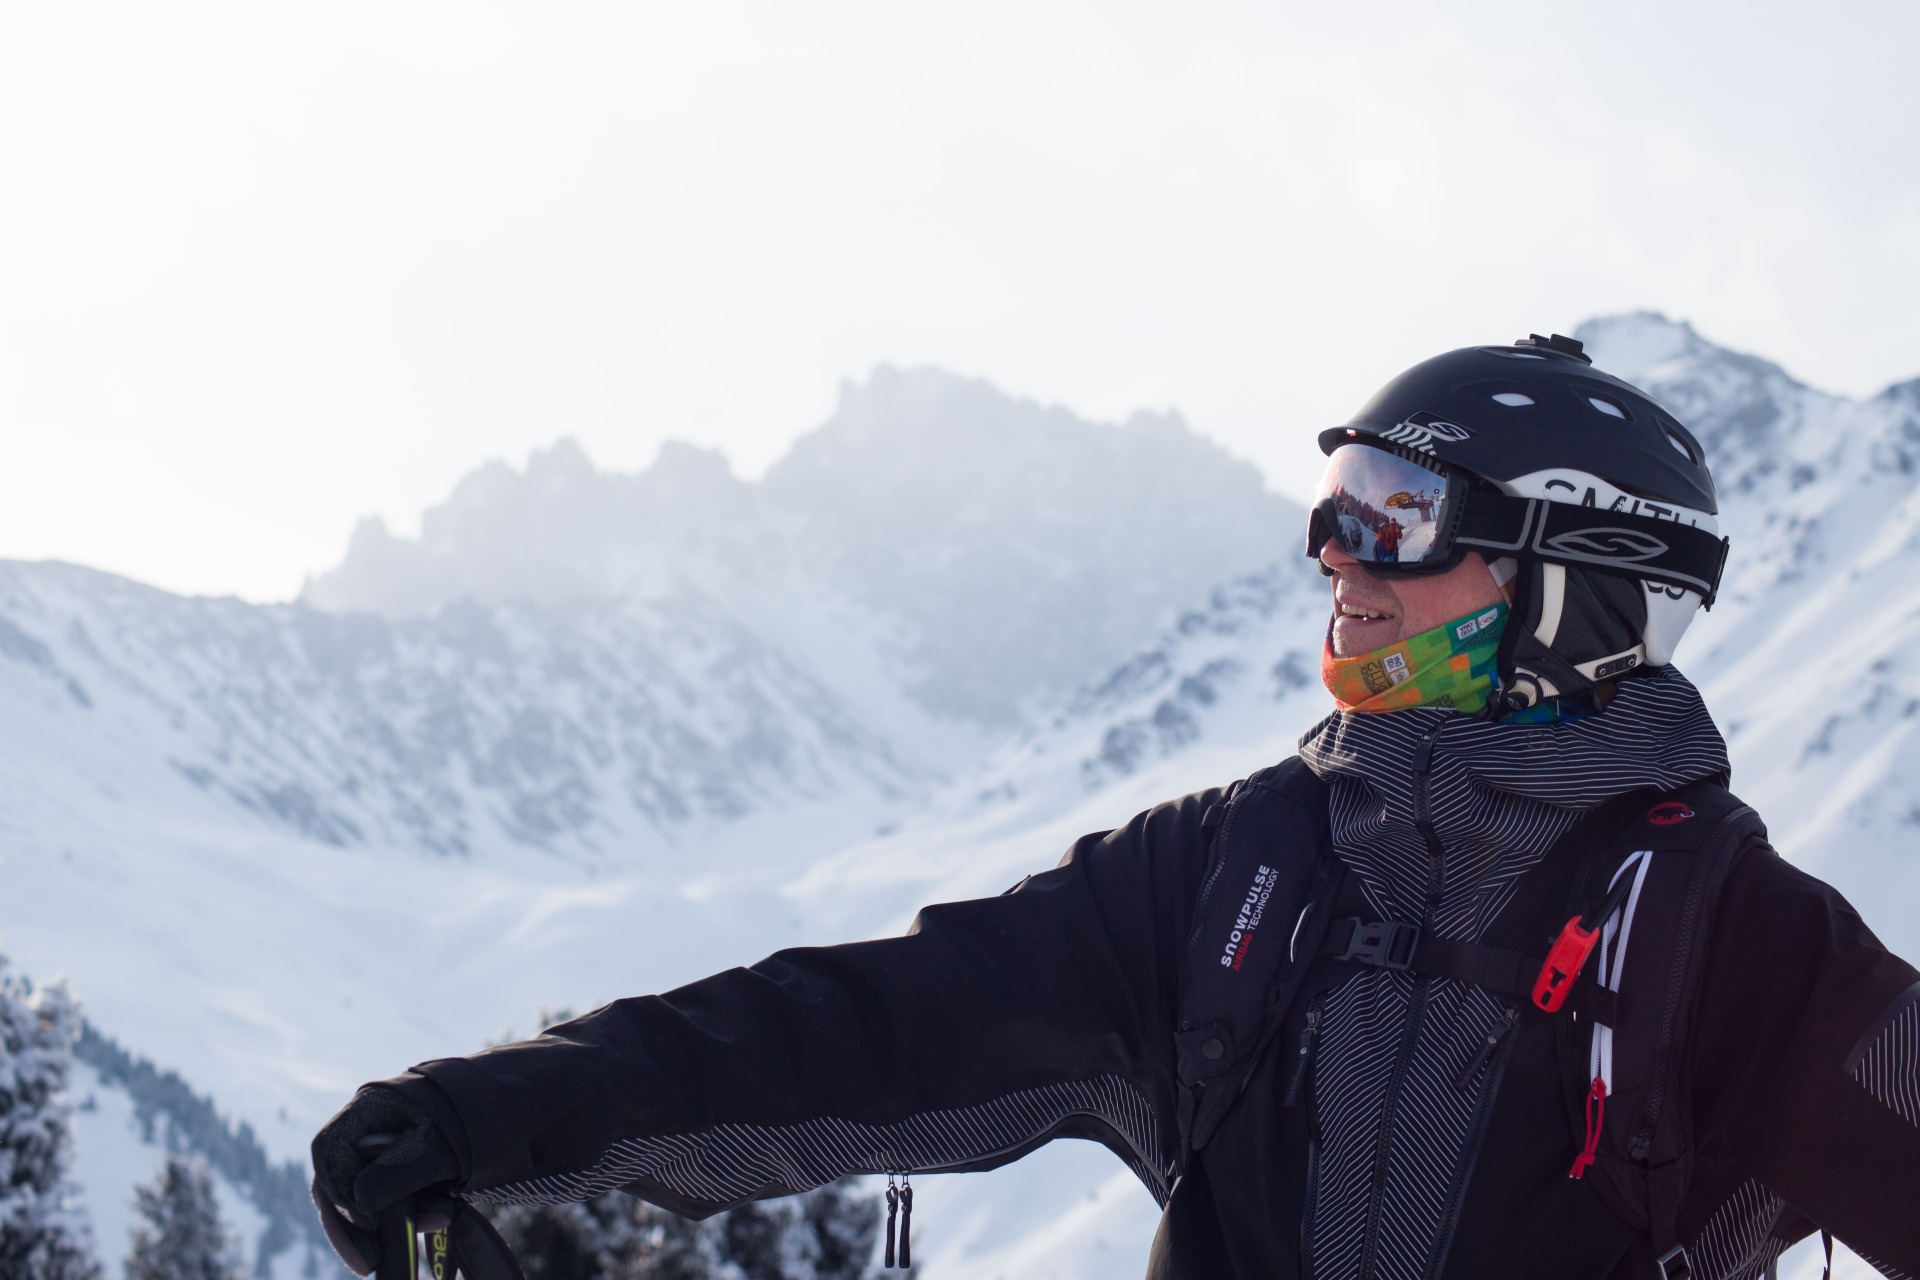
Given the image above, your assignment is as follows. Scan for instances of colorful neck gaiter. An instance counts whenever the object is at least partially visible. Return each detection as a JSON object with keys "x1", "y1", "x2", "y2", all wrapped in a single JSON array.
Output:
[
  {"x1": 1498, "y1": 693, "x2": 1595, "y2": 725},
  {"x1": 1322, "y1": 603, "x2": 1508, "y2": 714}
]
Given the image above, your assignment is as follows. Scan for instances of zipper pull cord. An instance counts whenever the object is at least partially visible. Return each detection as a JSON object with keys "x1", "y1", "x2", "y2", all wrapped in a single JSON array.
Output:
[
  {"x1": 898, "y1": 1176, "x2": 913, "y2": 1269},
  {"x1": 1453, "y1": 1008, "x2": 1519, "y2": 1090},
  {"x1": 884, "y1": 1179, "x2": 898, "y2": 1268},
  {"x1": 1569, "y1": 1076, "x2": 1607, "y2": 1178},
  {"x1": 1580, "y1": 865, "x2": 1639, "y2": 935},
  {"x1": 1282, "y1": 1003, "x2": 1323, "y2": 1107}
]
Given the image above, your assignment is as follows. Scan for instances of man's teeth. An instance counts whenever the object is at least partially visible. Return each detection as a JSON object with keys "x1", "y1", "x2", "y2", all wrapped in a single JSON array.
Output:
[{"x1": 1340, "y1": 604, "x2": 1391, "y2": 620}]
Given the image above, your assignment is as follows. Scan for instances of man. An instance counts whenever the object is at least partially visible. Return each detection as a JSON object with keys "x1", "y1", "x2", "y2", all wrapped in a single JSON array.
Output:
[
  {"x1": 1371, "y1": 513, "x2": 1401, "y2": 563},
  {"x1": 313, "y1": 334, "x2": 1920, "y2": 1279}
]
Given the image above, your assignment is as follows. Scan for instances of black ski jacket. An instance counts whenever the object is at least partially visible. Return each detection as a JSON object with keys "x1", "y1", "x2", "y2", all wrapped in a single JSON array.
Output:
[{"x1": 385, "y1": 682, "x2": 1920, "y2": 1279}]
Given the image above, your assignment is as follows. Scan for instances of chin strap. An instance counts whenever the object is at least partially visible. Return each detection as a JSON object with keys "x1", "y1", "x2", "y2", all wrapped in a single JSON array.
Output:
[{"x1": 1496, "y1": 564, "x2": 1592, "y2": 711}]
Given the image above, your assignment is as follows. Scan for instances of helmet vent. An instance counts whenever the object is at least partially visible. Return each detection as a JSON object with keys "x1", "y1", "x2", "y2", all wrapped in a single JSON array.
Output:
[
  {"x1": 1587, "y1": 396, "x2": 1627, "y2": 420},
  {"x1": 1661, "y1": 423, "x2": 1699, "y2": 462},
  {"x1": 1492, "y1": 392, "x2": 1535, "y2": 407}
]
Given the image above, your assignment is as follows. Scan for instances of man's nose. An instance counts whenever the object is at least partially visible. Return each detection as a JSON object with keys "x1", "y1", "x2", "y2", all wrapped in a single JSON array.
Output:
[{"x1": 1320, "y1": 540, "x2": 1360, "y2": 577}]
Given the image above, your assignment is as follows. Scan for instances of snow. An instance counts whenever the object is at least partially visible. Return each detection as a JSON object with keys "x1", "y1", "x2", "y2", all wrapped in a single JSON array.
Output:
[{"x1": 5, "y1": 319, "x2": 1919, "y2": 1276}]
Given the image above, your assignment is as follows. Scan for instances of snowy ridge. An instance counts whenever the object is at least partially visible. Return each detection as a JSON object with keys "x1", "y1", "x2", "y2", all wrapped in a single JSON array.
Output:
[
  {"x1": 0, "y1": 560, "x2": 933, "y2": 864},
  {"x1": 307, "y1": 365, "x2": 1300, "y2": 731}
]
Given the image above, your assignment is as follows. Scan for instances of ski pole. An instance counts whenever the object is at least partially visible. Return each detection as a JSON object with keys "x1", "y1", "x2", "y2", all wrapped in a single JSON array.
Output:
[
  {"x1": 375, "y1": 1205, "x2": 418, "y2": 1280},
  {"x1": 356, "y1": 1134, "x2": 419, "y2": 1280},
  {"x1": 357, "y1": 1133, "x2": 520, "y2": 1279}
]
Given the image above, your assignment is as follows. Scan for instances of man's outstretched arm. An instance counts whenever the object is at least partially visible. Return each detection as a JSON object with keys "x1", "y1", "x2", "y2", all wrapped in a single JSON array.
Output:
[{"x1": 318, "y1": 785, "x2": 1233, "y2": 1233}]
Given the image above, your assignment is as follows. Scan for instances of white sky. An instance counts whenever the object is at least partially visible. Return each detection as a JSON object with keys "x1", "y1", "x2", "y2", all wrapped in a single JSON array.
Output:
[{"x1": 3, "y1": 0, "x2": 1916, "y2": 601}]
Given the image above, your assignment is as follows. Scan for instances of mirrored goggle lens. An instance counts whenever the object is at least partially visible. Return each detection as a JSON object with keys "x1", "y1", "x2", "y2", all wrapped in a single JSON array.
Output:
[{"x1": 1311, "y1": 445, "x2": 1453, "y2": 567}]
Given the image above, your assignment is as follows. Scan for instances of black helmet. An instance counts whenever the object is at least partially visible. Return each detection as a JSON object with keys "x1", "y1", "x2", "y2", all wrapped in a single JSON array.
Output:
[
  {"x1": 1326, "y1": 332, "x2": 1717, "y2": 514},
  {"x1": 1314, "y1": 333, "x2": 1729, "y2": 710}
]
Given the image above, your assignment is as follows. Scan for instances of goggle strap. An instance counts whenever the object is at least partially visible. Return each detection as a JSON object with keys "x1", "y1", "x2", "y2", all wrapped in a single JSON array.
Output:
[{"x1": 1454, "y1": 495, "x2": 1729, "y2": 604}]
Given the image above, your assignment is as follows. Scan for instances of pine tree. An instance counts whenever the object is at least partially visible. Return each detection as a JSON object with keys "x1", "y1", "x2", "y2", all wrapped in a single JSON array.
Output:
[
  {"x1": 486, "y1": 1178, "x2": 881, "y2": 1280},
  {"x1": 799, "y1": 1180, "x2": 880, "y2": 1280},
  {"x1": 0, "y1": 958, "x2": 102, "y2": 1280},
  {"x1": 124, "y1": 1155, "x2": 241, "y2": 1280},
  {"x1": 488, "y1": 1193, "x2": 723, "y2": 1279}
]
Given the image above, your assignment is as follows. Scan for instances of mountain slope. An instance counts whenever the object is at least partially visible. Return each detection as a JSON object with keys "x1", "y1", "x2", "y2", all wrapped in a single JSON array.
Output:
[
  {"x1": 1579, "y1": 313, "x2": 1920, "y2": 940},
  {"x1": 0, "y1": 560, "x2": 934, "y2": 865}
]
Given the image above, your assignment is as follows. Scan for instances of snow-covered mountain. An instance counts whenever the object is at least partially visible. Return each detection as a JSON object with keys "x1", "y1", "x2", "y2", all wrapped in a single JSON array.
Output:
[
  {"x1": 306, "y1": 365, "x2": 1298, "y2": 729},
  {"x1": 0, "y1": 561, "x2": 939, "y2": 864},
  {"x1": 3, "y1": 322, "x2": 1915, "y2": 1280},
  {"x1": 1580, "y1": 314, "x2": 1920, "y2": 941}
]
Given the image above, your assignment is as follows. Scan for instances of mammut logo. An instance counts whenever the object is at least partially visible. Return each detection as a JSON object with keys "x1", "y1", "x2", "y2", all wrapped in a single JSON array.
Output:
[
  {"x1": 1541, "y1": 527, "x2": 1670, "y2": 563},
  {"x1": 1219, "y1": 864, "x2": 1279, "y2": 970},
  {"x1": 1380, "y1": 411, "x2": 1473, "y2": 455},
  {"x1": 1647, "y1": 801, "x2": 1694, "y2": 826}
]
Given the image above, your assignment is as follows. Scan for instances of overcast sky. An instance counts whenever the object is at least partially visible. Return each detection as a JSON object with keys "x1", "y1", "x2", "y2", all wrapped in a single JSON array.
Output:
[{"x1": 3, "y1": 1, "x2": 1916, "y2": 601}]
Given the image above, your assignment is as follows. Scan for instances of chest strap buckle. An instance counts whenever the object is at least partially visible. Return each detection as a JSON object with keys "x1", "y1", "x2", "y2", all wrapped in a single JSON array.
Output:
[
  {"x1": 1654, "y1": 1243, "x2": 1692, "y2": 1279},
  {"x1": 1332, "y1": 918, "x2": 1421, "y2": 971}
]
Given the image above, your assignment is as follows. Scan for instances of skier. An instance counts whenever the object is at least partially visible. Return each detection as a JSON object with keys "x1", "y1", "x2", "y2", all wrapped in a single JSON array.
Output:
[
  {"x1": 1372, "y1": 514, "x2": 1402, "y2": 563},
  {"x1": 312, "y1": 333, "x2": 1920, "y2": 1279}
]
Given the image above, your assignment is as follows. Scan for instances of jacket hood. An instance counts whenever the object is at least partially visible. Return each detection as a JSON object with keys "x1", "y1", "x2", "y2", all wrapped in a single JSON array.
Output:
[{"x1": 1297, "y1": 665, "x2": 1730, "y2": 940}]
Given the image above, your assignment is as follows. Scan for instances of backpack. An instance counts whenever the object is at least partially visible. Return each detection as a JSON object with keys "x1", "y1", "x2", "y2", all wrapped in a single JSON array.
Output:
[{"x1": 1172, "y1": 756, "x2": 1764, "y2": 1277}]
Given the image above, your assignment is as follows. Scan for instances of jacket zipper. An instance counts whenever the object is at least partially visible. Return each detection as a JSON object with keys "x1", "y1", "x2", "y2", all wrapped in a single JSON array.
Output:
[
  {"x1": 1178, "y1": 797, "x2": 1241, "y2": 1039},
  {"x1": 1425, "y1": 1004, "x2": 1524, "y2": 1280},
  {"x1": 1301, "y1": 1137, "x2": 1322, "y2": 1280},
  {"x1": 1628, "y1": 806, "x2": 1748, "y2": 1159},
  {"x1": 1283, "y1": 995, "x2": 1327, "y2": 1106},
  {"x1": 1300, "y1": 996, "x2": 1327, "y2": 1280},
  {"x1": 1181, "y1": 807, "x2": 1237, "y2": 977},
  {"x1": 1355, "y1": 719, "x2": 1448, "y2": 1280},
  {"x1": 1452, "y1": 1006, "x2": 1518, "y2": 1090}
]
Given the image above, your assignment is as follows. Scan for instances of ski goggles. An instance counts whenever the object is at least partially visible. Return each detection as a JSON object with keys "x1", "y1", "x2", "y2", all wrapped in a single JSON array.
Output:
[
  {"x1": 1306, "y1": 443, "x2": 1460, "y2": 573},
  {"x1": 1305, "y1": 439, "x2": 1732, "y2": 602}
]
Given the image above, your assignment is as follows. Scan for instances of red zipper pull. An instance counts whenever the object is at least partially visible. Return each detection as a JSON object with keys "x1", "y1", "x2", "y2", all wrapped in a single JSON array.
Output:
[{"x1": 1569, "y1": 1076, "x2": 1607, "y2": 1178}]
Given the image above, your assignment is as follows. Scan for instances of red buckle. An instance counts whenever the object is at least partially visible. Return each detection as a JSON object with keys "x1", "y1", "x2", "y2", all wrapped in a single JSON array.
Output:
[{"x1": 1532, "y1": 914, "x2": 1600, "y2": 1012}]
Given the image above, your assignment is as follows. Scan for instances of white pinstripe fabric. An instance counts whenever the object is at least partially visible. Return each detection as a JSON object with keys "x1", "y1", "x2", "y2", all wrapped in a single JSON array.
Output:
[
  {"x1": 480, "y1": 1074, "x2": 1168, "y2": 1211},
  {"x1": 1851, "y1": 994, "x2": 1920, "y2": 1128},
  {"x1": 1857, "y1": 1251, "x2": 1915, "y2": 1280},
  {"x1": 1686, "y1": 1179, "x2": 1789, "y2": 1280},
  {"x1": 1298, "y1": 666, "x2": 1730, "y2": 1280}
]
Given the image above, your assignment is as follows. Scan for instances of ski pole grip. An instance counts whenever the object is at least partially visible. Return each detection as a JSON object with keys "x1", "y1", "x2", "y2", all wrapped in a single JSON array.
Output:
[{"x1": 375, "y1": 1207, "x2": 417, "y2": 1280}]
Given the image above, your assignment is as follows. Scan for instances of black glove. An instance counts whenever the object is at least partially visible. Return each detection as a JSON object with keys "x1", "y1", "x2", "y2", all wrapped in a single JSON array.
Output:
[
  {"x1": 311, "y1": 1084, "x2": 526, "y2": 1280},
  {"x1": 311, "y1": 1086, "x2": 462, "y2": 1275}
]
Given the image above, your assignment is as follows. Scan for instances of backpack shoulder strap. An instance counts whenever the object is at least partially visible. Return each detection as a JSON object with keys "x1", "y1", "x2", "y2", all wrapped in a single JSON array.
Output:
[
  {"x1": 1567, "y1": 778, "x2": 1765, "y2": 1267},
  {"x1": 1174, "y1": 757, "x2": 1339, "y2": 1156}
]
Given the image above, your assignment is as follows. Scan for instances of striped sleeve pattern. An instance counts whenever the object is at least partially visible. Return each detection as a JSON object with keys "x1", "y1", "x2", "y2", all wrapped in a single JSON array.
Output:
[
  {"x1": 477, "y1": 1073, "x2": 1168, "y2": 1211},
  {"x1": 1848, "y1": 983, "x2": 1920, "y2": 1128},
  {"x1": 1685, "y1": 1178, "x2": 1788, "y2": 1280},
  {"x1": 1856, "y1": 1251, "x2": 1915, "y2": 1280}
]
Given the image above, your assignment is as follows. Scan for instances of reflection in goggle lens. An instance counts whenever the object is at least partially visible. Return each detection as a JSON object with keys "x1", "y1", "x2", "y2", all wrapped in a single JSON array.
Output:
[{"x1": 1312, "y1": 446, "x2": 1452, "y2": 567}]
